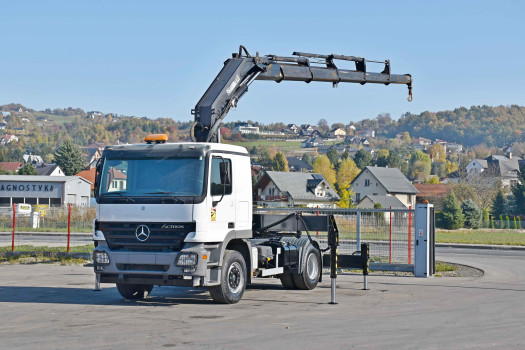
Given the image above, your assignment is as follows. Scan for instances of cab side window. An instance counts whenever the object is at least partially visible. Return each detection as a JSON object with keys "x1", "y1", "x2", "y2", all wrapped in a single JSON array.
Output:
[{"x1": 210, "y1": 157, "x2": 232, "y2": 196}]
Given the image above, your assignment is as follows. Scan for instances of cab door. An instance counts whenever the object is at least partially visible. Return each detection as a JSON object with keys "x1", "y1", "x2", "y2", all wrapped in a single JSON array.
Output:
[{"x1": 209, "y1": 156, "x2": 235, "y2": 239}]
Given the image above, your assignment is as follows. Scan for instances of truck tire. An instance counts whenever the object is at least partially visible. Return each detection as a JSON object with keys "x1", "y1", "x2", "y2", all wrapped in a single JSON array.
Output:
[
  {"x1": 293, "y1": 244, "x2": 321, "y2": 290},
  {"x1": 279, "y1": 272, "x2": 297, "y2": 289},
  {"x1": 209, "y1": 250, "x2": 247, "y2": 304},
  {"x1": 116, "y1": 283, "x2": 154, "y2": 300}
]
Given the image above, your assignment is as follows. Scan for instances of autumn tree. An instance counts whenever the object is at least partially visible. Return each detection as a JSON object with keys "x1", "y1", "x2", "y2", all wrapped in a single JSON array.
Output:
[
  {"x1": 272, "y1": 152, "x2": 289, "y2": 172},
  {"x1": 313, "y1": 155, "x2": 336, "y2": 186}
]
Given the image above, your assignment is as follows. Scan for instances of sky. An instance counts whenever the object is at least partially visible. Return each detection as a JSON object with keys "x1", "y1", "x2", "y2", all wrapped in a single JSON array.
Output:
[{"x1": 1, "y1": 0, "x2": 524, "y2": 126}]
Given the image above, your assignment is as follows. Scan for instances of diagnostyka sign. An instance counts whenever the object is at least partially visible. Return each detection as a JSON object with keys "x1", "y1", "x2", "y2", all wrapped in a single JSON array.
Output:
[{"x1": 0, "y1": 182, "x2": 61, "y2": 198}]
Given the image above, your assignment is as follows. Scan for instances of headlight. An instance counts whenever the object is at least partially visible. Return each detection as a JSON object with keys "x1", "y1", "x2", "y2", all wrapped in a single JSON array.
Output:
[
  {"x1": 176, "y1": 252, "x2": 198, "y2": 266},
  {"x1": 93, "y1": 251, "x2": 110, "y2": 265}
]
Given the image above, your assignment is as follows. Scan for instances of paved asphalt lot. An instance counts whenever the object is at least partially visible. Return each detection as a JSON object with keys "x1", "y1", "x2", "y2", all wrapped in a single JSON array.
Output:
[{"x1": 1, "y1": 247, "x2": 524, "y2": 349}]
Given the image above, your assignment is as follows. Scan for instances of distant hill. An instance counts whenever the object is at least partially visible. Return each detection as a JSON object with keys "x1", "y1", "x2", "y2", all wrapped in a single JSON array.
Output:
[{"x1": 385, "y1": 105, "x2": 525, "y2": 147}]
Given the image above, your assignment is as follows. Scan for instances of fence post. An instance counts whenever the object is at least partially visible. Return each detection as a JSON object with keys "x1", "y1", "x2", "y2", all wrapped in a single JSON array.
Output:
[
  {"x1": 356, "y1": 211, "x2": 361, "y2": 252},
  {"x1": 11, "y1": 203, "x2": 16, "y2": 252},
  {"x1": 389, "y1": 206, "x2": 392, "y2": 264},
  {"x1": 408, "y1": 206, "x2": 412, "y2": 265},
  {"x1": 67, "y1": 203, "x2": 71, "y2": 253}
]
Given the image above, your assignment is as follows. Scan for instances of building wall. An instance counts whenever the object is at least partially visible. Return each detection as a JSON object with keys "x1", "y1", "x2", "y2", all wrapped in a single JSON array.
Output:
[{"x1": 351, "y1": 171, "x2": 388, "y2": 202}]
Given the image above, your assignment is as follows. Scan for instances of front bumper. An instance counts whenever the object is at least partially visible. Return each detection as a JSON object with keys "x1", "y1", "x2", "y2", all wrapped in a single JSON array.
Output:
[{"x1": 93, "y1": 242, "x2": 210, "y2": 287}]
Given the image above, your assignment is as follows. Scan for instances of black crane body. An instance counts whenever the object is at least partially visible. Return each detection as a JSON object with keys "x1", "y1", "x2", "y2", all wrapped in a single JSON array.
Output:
[{"x1": 191, "y1": 45, "x2": 413, "y2": 143}]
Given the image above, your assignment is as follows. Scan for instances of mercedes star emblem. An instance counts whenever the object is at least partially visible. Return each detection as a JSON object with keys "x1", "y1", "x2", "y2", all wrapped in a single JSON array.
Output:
[{"x1": 135, "y1": 224, "x2": 150, "y2": 242}]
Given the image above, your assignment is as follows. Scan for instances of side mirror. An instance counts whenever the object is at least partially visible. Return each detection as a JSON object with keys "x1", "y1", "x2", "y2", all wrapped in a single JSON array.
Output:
[
  {"x1": 220, "y1": 162, "x2": 231, "y2": 185},
  {"x1": 94, "y1": 159, "x2": 103, "y2": 200}
]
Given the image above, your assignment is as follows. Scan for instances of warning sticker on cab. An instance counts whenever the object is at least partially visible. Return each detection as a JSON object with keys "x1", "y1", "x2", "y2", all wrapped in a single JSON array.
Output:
[{"x1": 211, "y1": 207, "x2": 216, "y2": 221}]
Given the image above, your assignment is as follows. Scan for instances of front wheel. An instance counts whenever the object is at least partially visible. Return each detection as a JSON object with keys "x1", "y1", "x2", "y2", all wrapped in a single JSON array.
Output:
[
  {"x1": 116, "y1": 283, "x2": 153, "y2": 300},
  {"x1": 293, "y1": 244, "x2": 321, "y2": 290},
  {"x1": 209, "y1": 250, "x2": 247, "y2": 304}
]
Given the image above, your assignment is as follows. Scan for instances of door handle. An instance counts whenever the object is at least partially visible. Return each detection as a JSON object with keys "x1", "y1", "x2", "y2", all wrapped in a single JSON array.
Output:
[{"x1": 228, "y1": 222, "x2": 235, "y2": 229}]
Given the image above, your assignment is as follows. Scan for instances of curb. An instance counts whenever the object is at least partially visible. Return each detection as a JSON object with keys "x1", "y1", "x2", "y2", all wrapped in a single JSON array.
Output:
[{"x1": 436, "y1": 243, "x2": 525, "y2": 251}]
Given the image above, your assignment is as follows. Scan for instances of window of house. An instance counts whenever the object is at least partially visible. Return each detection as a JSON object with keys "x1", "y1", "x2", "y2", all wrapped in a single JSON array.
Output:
[
  {"x1": 365, "y1": 179, "x2": 370, "y2": 187},
  {"x1": 356, "y1": 193, "x2": 361, "y2": 202}
]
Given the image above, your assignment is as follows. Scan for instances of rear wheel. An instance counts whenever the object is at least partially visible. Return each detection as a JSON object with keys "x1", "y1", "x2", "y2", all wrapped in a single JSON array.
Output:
[
  {"x1": 209, "y1": 250, "x2": 247, "y2": 304},
  {"x1": 293, "y1": 244, "x2": 321, "y2": 290},
  {"x1": 279, "y1": 272, "x2": 297, "y2": 289},
  {"x1": 116, "y1": 283, "x2": 154, "y2": 300}
]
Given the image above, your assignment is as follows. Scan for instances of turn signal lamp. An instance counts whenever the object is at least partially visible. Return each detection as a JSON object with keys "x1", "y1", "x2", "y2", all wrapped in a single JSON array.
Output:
[{"x1": 144, "y1": 134, "x2": 168, "y2": 144}]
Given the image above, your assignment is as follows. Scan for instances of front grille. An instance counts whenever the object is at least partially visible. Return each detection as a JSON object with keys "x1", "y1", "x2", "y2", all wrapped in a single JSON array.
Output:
[
  {"x1": 116, "y1": 264, "x2": 170, "y2": 272},
  {"x1": 99, "y1": 221, "x2": 195, "y2": 252}
]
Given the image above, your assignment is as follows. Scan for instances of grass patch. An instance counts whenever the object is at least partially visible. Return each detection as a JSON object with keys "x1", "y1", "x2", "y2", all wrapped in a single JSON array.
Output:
[
  {"x1": 435, "y1": 262, "x2": 456, "y2": 273},
  {"x1": 0, "y1": 227, "x2": 92, "y2": 233},
  {"x1": 0, "y1": 254, "x2": 88, "y2": 265},
  {"x1": 436, "y1": 229, "x2": 525, "y2": 245},
  {"x1": 0, "y1": 244, "x2": 94, "y2": 253}
]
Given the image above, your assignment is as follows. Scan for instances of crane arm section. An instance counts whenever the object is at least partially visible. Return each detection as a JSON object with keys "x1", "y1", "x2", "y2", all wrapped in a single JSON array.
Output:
[{"x1": 191, "y1": 46, "x2": 412, "y2": 142}]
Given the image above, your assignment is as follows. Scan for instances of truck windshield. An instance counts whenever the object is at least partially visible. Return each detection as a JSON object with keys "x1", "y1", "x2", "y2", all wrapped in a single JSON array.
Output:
[{"x1": 99, "y1": 157, "x2": 205, "y2": 197}]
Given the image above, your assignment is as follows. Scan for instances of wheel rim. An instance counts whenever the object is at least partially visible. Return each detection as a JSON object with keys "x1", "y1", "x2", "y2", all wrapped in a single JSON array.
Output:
[
  {"x1": 228, "y1": 261, "x2": 243, "y2": 294},
  {"x1": 306, "y1": 252, "x2": 319, "y2": 280}
]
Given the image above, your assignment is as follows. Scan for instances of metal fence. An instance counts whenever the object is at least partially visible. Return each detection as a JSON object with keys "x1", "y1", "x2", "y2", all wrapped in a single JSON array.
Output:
[{"x1": 254, "y1": 207, "x2": 415, "y2": 267}]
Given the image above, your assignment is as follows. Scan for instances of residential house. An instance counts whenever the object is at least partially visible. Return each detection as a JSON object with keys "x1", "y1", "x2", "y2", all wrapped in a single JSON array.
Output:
[
  {"x1": 356, "y1": 129, "x2": 375, "y2": 138},
  {"x1": 76, "y1": 168, "x2": 97, "y2": 195},
  {"x1": 0, "y1": 134, "x2": 18, "y2": 145},
  {"x1": 1, "y1": 112, "x2": 11, "y2": 117},
  {"x1": 434, "y1": 139, "x2": 448, "y2": 147},
  {"x1": 0, "y1": 162, "x2": 23, "y2": 173},
  {"x1": 446, "y1": 143, "x2": 463, "y2": 153},
  {"x1": 466, "y1": 155, "x2": 523, "y2": 187},
  {"x1": 413, "y1": 137, "x2": 432, "y2": 147},
  {"x1": 234, "y1": 123, "x2": 260, "y2": 134},
  {"x1": 0, "y1": 122, "x2": 7, "y2": 130},
  {"x1": 35, "y1": 163, "x2": 65, "y2": 176},
  {"x1": 301, "y1": 137, "x2": 325, "y2": 148},
  {"x1": 23, "y1": 154, "x2": 44, "y2": 166},
  {"x1": 287, "y1": 124, "x2": 299, "y2": 133},
  {"x1": 349, "y1": 166, "x2": 418, "y2": 208},
  {"x1": 83, "y1": 148, "x2": 102, "y2": 168},
  {"x1": 254, "y1": 171, "x2": 340, "y2": 208},
  {"x1": 328, "y1": 127, "x2": 346, "y2": 138},
  {"x1": 286, "y1": 157, "x2": 313, "y2": 172}
]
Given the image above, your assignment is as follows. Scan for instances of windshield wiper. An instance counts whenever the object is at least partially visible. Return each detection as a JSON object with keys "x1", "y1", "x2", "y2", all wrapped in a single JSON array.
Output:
[
  {"x1": 144, "y1": 192, "x2": 185, "y2": 204},
  {"x1": 102, "y1": 191, "x2": 136, "y2": 203}
]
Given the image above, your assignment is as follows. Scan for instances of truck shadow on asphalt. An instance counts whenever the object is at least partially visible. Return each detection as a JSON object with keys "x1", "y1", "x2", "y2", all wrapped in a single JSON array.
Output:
[
  {"x1": 0, "y1": 286, "x2": 215, "y2": 306},
  {"x1": 0, "y1": 283, "x2": 327, "y2": 306}
]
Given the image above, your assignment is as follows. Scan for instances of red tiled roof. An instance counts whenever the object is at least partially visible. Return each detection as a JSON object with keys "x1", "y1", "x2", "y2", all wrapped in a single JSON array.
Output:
[
  {"x1": 0, "y1": 162, "x2": 23, "y2": 172},
  {"x1": 414, "y1": 184, "x2": 450, "y2": 198},
  {"x1": 76, "y1": 168, "x2": 96, "y2": 190}
]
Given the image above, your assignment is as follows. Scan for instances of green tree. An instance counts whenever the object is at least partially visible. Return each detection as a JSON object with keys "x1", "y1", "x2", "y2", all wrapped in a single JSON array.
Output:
[
  {"x1": 272, "y1": 152, "x2": 289, "y2": 172},
  {"x1": 18, "y1": 164, "x2": 37, "y2": 175},
  {"x1": 354, "y1": 149, "x2": 372, "y2": 170},
  {"x1": 442, "y1": 191, "x2": 465, "y2": 229},
  {"x1": 462, "y1": 199, "x2": 482, "y2": 229},
  {"x1": 301, "y1": 153, "x2": 313, "y2": 166},
  {"x1": 257, "y1": 149, "x2": 274, "y2": 169},
  {"x1": 492, "y1": 189, "x2": 506, "y2": 218},
  {"x1": 511, "y1": 170, "x2": 525, "y2": 214},
  {"x1": 326, "y1": 146, "x2": 339, "y2": 169},
  {"x1": 408, "y1": 150, "x2": 431, "y2": 181},
  {"x1": 53, "y1": 140, "x2": 86, "y2": 176},
  {"x1": 313, "y1": 155, "x2": 336, "y2": 186}
]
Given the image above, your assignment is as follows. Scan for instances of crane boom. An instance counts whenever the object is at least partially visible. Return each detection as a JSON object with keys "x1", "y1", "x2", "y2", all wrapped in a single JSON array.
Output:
[{"x1": 191, "y1": 45, "x2": 412, "y2": 143}]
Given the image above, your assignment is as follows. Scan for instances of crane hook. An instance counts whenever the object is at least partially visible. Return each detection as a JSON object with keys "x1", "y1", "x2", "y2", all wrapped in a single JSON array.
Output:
[{"x1": 407, "y1": 83, "x2": 413, "y2": 102}]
